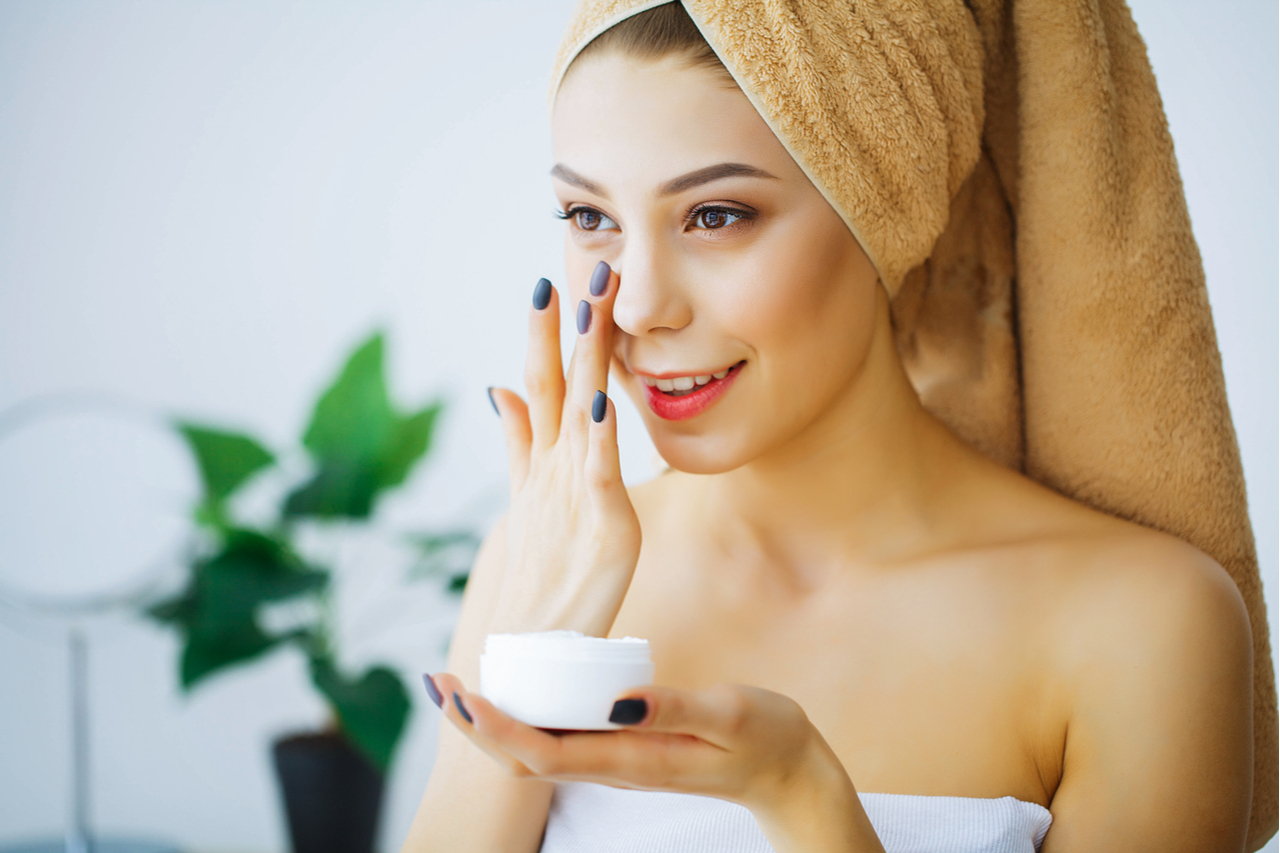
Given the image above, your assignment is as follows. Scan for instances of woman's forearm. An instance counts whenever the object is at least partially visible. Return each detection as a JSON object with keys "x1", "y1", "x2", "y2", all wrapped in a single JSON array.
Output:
[
  {"x1": 401, "y1": 724, "x2": 553, "y2": 853},
  {"x1": 750, "y1": 737, "x2": 886, "y2": 853}
]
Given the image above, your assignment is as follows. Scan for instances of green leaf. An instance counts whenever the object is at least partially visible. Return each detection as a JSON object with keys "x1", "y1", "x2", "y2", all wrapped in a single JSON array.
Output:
[
  {"x1": 302, "y1": 333, "x2": 396, "y2": 463},
  {"x1": 181, "y1": 614, "x2": 278, "y2": 688},
  {"x1": 284, "y1": 461, "x2": 380, "y2": 519},
  {"x1": 150, "y1": 530, "x2": 328, "y2": 689},
  {"x1": 310, "y1": 657, "x2": 411, "y2": 772},
  {"x1": 287, "y1": 331, "x2": 444, "y2": 520},
  {"x1": 147, "y1": 593, "x2": 196, "y2": 624},
  {"x1": 176, "y1": 423, "x2": 275, "y2": 505},
  {"x1": 378, "y1": 402, "x2": 442, "y2": 490},
  {"x1": 197, "y1": 531, "x2": 327, "y2": 620}
]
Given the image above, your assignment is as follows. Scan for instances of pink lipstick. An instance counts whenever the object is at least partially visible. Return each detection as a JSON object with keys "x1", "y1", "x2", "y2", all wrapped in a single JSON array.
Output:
[{"x1": 641, "y1": 362, "x2": 744, "y2": 421}]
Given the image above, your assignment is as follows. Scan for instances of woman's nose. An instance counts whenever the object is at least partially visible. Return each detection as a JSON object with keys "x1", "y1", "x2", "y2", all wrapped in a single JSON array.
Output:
[{"x1": 609, "y1": 239, "x2": 692, "y2": 337}]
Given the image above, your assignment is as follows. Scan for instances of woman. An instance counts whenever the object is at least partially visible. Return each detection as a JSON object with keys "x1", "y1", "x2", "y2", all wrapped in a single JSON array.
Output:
[{"x1": 404, "y1": 2, "x2": 1270, "y2": 851}]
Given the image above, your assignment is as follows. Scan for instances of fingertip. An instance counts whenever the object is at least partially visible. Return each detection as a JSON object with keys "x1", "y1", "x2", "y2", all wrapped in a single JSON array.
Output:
[
  {"x1": 591, "y1": 389, "x2": 608, "y2": 424},
  {"x1": 423, "y1": 673, "x2": 443, "y2": 708},
  {"x1": 532, "y1": 277, "x2": 553, "y2": 310},
  {"x1": 589, "y1": 261, "x2": 611, "y2": 297},
  {"x1": 608, "y1": 697, "x2": 649, "y2": 726},
  {"x1": 453, "y1": 691, "x2": 474, "y2": 725}
]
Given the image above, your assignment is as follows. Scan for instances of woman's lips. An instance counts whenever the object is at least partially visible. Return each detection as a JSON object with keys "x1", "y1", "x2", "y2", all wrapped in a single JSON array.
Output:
[{"x1": 640, "y1": 362, "x2": 744, "y2": 421}]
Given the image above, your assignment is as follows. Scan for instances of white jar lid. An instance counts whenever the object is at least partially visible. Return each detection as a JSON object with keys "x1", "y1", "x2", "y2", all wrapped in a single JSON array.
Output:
[{"x1": 483, "y1": 630, "x2": 651, "y2": 664}]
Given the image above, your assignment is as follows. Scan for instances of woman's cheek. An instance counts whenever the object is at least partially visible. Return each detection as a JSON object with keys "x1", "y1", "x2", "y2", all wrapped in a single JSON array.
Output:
[{"x1": 711, "y1": 232, "x2": 837, "y2": 344}]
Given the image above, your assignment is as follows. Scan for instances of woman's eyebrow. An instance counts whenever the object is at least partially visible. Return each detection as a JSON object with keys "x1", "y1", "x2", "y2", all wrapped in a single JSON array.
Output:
[
  {"x1": 658, "y1": 163, "x2": 778, "y2": 195},
  {"x1": 550, "y1": 164, "x2": 605, "y2": 196},
  {"x1": 549, "y1": 162, "x2": 778, "y2": 199}
]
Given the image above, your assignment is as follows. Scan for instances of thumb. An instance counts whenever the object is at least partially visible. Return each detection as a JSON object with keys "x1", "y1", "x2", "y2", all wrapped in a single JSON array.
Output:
[{"x1": 609, "y1": 684, "x2": 756, "y2": 749}]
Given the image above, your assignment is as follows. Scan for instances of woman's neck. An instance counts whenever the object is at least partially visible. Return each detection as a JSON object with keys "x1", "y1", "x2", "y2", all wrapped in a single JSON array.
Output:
[{"x1": 693, "y1": 292, "x2": 967, "y2": 582}]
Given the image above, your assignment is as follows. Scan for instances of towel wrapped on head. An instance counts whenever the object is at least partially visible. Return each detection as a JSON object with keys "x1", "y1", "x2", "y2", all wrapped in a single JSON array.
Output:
[{"x1": 551, "y1": 1, "x2": 1277, "y2": 846}]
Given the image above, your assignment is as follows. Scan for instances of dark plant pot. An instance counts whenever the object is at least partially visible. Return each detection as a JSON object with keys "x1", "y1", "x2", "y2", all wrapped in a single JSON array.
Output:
[{"x1": 273, "y1": 731, "x2": 385, "y2": 853}]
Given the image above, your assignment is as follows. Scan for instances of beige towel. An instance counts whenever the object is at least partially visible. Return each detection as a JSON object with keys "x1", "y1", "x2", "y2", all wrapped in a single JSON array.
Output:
[{"x1": 551, "y1": 1, "x2": 1277, "y2": 845}]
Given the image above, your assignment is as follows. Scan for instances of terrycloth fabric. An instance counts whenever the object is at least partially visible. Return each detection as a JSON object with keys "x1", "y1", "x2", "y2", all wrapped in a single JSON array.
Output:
[
  {"x1": 550, "y1": 1, "x2": 1277, "y2": 846},
  {"x1": 541, "y1": 782, "x2": 1053, "y2": 853}
]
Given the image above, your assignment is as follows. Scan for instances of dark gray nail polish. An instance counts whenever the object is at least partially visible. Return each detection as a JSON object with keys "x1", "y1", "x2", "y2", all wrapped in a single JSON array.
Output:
[
  {"x1": 609, "y1": 698, "x2": 647, "y2": 725},
  {"x1": 589, "y1": 261, "x2": 610, "y2": 297},
  {"x1": 577, "y1": 300, "x2": 591, "y2": 334},
  {"x1": 533, "y1": 277, "x2": 552, "y2": 310},
  {"x1": 487, "y1": 387, "x2": 498, "y2": 415},
  {"x1": 592, "y1": 390, "x2": 607, "y2": 424},
  {"x1": 423, "y1": 674, "x2": 443, "y2": 708},
  {"x1": 453, "y1": 692, "x2": 473, "y2": 724}
]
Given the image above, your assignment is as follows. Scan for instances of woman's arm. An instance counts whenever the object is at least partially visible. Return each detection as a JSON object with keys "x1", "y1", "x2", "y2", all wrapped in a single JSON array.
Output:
[
  {"x1": 1042, "y1": 541, "x2": 1253, "y2": 852},
  {"x1": 401, "y1": 517, "x2": 553, "y2": 853},
  {"x1": 402, "y1": 266, "x2": 644, "y2": 852}
]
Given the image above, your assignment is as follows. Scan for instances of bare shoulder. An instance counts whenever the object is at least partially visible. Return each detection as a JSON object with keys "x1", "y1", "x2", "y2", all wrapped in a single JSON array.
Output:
[
  {"x1": 1000, "y1": 501, "x2": 1253, "y2": 847},
  {"x1": 962, "y1": 454, "x2": 1249, "y2": 648},
  {"x1": 1019, "y1": 496, "x2": 1250, "y2": 666},
  {"x1": 1043, "y1": 514, "x2": 1253, "y2": 721},
  {"x1": 977, "y1": 474, "x2": 1254, "y2": 846}
]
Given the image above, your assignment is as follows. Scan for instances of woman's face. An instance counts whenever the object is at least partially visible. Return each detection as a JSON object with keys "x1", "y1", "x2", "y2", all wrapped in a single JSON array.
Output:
[{"x1": 552, "y1": 52, "x2": 881, "y2": 475}]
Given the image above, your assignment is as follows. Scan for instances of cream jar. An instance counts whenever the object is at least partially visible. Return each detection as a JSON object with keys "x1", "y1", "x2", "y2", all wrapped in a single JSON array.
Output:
[{"x1": 479, "y1": 630, "x2": 654, "y2": 730}]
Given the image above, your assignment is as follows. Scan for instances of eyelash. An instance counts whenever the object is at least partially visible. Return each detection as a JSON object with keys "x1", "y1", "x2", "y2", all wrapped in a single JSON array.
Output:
[{"x1": 554, "y1": 203, "x2": 756, "y2": 233}]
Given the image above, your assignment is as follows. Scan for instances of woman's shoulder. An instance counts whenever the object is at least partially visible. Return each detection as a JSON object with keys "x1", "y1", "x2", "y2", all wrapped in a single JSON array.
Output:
[{"x1": 975, "y1": 465, "x2": 1250, "y2": 672}]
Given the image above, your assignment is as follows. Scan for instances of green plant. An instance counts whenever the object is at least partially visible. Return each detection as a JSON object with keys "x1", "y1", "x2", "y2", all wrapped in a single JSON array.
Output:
[{"x1": 148, "y1": 331, "x2": 478, "y2": 772}]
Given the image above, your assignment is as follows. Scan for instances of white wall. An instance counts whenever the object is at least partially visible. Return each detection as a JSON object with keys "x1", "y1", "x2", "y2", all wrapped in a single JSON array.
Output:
[{"x1": 0, "y1": 2, "x2": 1273, "y2": 851}]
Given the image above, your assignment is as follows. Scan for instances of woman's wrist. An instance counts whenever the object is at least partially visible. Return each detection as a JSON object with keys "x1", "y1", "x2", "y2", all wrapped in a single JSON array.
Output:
[{"x1": 748, "y1": 734, "x2": 885, "y2": 853}]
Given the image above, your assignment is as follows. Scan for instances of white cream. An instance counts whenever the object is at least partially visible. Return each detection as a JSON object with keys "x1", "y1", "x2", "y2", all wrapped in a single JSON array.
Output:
[{"x1": 479, "y1": 630, "x2": 654, "y2": 730}]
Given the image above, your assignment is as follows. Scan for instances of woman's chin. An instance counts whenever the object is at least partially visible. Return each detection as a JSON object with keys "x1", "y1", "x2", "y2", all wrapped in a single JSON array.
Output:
[
  {"x1": 649, "y1": 434, "x2": 750, "y2": 476},
  {"x1": 617, "y1": 379, "x2": 757, "y2": 475}
]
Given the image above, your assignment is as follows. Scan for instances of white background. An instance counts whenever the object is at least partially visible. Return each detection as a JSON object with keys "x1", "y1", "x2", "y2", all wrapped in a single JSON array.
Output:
[{"x1": 0, "y1": 2, "x2": 1274, "y2": 851}]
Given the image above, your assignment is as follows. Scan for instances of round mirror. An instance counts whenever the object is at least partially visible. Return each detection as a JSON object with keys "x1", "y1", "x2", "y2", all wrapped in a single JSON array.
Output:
[{"x1": 0, "y1": 400, "x2": 196, "y2": 612}]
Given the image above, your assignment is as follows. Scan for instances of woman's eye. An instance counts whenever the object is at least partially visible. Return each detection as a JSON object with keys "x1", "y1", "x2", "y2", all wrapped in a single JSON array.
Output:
[
  {"x1": 691, "y1": 207, "x2": 746, "y2": 230},
  {"x1": 571, "y1": 208, "x2": 618, "y2": 232}
]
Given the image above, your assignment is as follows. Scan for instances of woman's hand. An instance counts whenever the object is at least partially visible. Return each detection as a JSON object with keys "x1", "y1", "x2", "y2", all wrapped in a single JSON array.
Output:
[
  {"x1": 428, "y1": 673, "x2": 886, "y2": 853},
  {"x1": 487, "y1": 264, "x2": 641, "y2": 637}
]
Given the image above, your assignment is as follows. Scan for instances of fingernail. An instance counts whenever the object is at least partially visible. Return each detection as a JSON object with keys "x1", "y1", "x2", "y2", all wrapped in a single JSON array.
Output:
[
  {"x1": 486, "y1": 386, "x2": 498, "y2": 415},
  {"x1": 532, "y1": 277, "x2": 552, "y2": 310},
  {"x1": 589, "y1": 261, "x2": 610, "y2": 297},
  {"x1": 423, "y1": 674, "x2": 443, "y2": 708},
  {"x1": 453, "y1": 692, "x2": 473, "y2": 724},
  {"x1": 609, "y1": 698, "x2": 647, "y2": 725},
  {"x1": 592, "y1": 390, "x2": 607, "y2": 424},
  {"x1": 576, "y1": 300, "x2": 591, "y2": 334}
]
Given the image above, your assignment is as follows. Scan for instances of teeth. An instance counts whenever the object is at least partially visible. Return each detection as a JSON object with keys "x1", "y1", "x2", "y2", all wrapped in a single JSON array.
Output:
[{"x1": 641, "y1": 365, "x2": 737, "y2": 392}]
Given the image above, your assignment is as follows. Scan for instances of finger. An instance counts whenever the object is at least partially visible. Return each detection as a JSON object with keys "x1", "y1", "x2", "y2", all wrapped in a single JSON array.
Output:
[
  {"x1": 458, "y1": 688, "x2": 706, "y2": 785},
  {"x1": 446, "y1": 679, "x2": 740, "y2": 794},
  {"x1": 488, "y1": 387, "x2": 532, "y2": 499},
  {"x1": 609, "y1": 684, "x2": 780, "y2": 750},
  {"x1": 449, "y1": 679, "x2": 592, "y2": 780},
  {"x1": 584, "y1": 392, "x2": 625, "y2": 501},
  {"x1": 525, "y1": 277, "x2": 565, "y2": 451},
  {"x1": 566, "y1": 262, "x2": 619, "y2": 439},
  {"x1": 430, "y1": 673, "x2": 537, "y2": 777}
]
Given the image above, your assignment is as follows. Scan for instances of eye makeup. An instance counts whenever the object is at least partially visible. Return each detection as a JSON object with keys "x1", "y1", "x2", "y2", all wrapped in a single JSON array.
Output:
[{"x1": 555, "y1": 201, "x2": 758, "y2": 234}]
